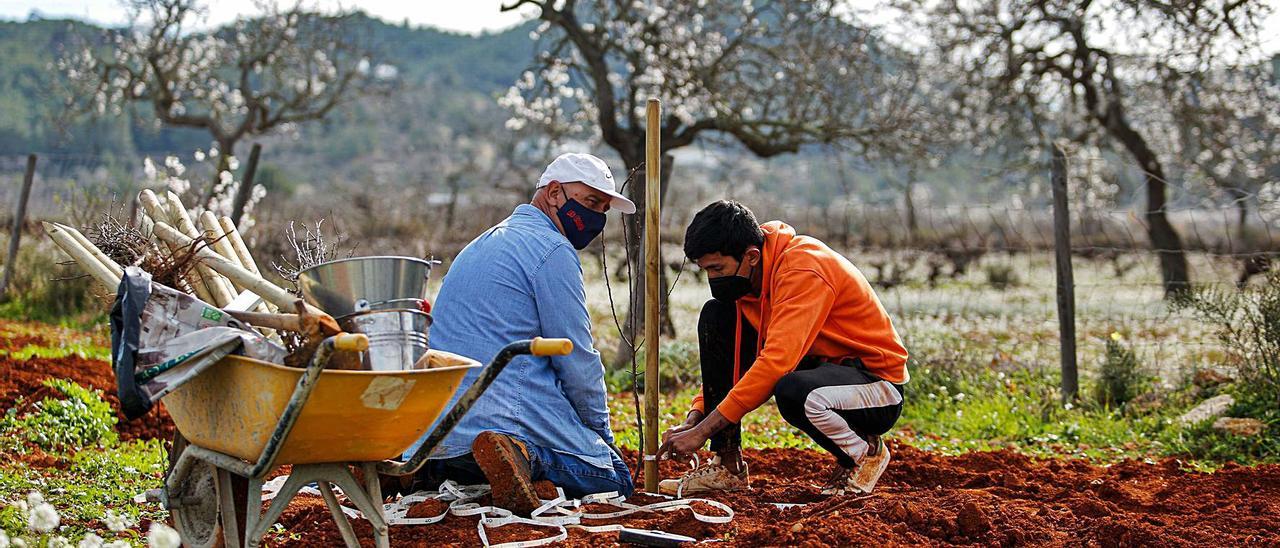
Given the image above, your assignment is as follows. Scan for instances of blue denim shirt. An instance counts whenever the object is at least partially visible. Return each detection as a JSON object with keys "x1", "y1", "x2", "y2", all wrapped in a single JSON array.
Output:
[{"x1": 407, "y1": 204, "x2": 616, "y2": 469}]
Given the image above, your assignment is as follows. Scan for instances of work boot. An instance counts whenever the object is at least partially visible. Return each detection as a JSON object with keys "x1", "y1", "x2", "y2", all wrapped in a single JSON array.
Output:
[
  {"x1": 472, "y1": 431, "x2": 540, "y2": 516},
  {"x1": 849, "y1": 435, "x2": 890, "y2": 493},
  {"x1": 658, "y1": 455, "x2": 749, "y2": 497}
]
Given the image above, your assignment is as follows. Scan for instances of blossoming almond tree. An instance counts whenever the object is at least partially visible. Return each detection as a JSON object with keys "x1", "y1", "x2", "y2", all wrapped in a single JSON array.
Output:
[
  {"x1": 896, "y1": 0, "x2": 1274, "y2": 297},
  {"x1": 500, "y1": 0, "x2": 926, "y2": 365},
  {"x1": 58, "y1": 0, "x2": 395, "y2": 224}
]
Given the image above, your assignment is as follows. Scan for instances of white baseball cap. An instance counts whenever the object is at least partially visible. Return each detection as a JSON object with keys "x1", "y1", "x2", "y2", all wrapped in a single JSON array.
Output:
[{"x1": 537, "y1": 153, "x2": 637, "y2": 214}]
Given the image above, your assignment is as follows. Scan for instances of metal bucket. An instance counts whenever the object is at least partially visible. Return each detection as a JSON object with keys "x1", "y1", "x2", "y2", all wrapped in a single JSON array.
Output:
[
  {"x1": 339, "y1": 309, "x2": 433, "y2": 371},
  {"x1": 298, "y1": 256, "x2": 435, "y2": 318}
]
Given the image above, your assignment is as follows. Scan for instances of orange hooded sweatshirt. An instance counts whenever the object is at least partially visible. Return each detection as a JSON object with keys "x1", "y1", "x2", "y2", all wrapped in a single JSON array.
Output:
[{"x1": 691, "y1": 221, "x2": 909, "y2": 423}]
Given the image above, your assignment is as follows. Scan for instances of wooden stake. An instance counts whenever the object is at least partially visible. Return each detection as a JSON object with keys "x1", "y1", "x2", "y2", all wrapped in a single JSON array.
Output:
[
  {"x1": 1051, "y1": 144, "x2": 1078, "y2": 402},
  {"x1": 165, "y1": 191, "x2": 236, "y2": 306},
  {"x1": 2, "y1": 154, "x2": 38, "y2": 299},
  {"x1": 151, "y1": 221, "x2": 325, "y2": 316},
  {"x1": 200, "y1": 211, "x2": 245, "y2": 292},
  {"x1": 43, "y1": 222, "x2": 120, "y2": 290},
  {"x1": 140, "y1": 190, "x2": 214, "y2": 303},
  {"x1": 58, "y1": 223, "x2": 124, "y2": 279},
  {"x1": 643, "y1": 98, "x2": 662, "y2": 493}
]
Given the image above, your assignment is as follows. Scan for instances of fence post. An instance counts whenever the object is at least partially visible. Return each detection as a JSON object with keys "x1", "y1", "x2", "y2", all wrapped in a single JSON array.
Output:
[
  {"x1": 230, "y1": 143, "x2": 263, "y2": 226},
  {"x1": 1, "y1": 154, "x2": 38, "y2": 300},
  {"x1": 1051, "y1": 144, "x2": 1078, "y2": 402}
]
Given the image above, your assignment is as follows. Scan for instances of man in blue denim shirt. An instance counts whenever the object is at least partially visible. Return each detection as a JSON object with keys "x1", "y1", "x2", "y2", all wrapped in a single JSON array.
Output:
[{"x1": 408, "y1": 153, "x2": 636, "y2": 515}]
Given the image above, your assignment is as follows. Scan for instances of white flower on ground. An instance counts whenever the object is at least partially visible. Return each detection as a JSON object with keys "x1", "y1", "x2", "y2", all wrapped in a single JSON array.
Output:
[
  {"x1": 103, "y1": 510, "x2": 132, "y2": 533},
  {"x1": 13, "y1": 537, "x2": 28, "y2": 548},
  {"x1": 1, "y1": 529, "x2": 10, "y2": 548},
  {"x1": 26, "y1": 492, "x2": 44, "y2": 507},
  {"x1": 29, "y1": 502, "x2": 60, "y2": 533},
  {"x1": 953, "y1": 392, "x2": 965, "y2": 401},
  {"x1": 77, "y1": 533, "x2": 103, "y2": 548},
  {"x1": 1064, "y1": 402, "x2": 1074, "y2": 411},
  {"x1": 46, "y1": 536, "x2": 71, "y2": 548},
  {"x1": 146, "y1": 523, "x2": 180, "y2": 548},
  {"x1": 102, "y1": 542, "x2": 130, "y2": 548}
]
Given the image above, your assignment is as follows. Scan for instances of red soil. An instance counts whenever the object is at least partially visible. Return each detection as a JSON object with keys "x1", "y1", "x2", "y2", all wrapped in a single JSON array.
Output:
[
  {"x1": 5, "y1": 320, "x2": 1280, "y2": 546},
  {"x1": 265, "y1": 445, "x2": 1280, "y2": 547},
  {"x1": 0, "y1": 320, "x2": 175, "y2": 444}
]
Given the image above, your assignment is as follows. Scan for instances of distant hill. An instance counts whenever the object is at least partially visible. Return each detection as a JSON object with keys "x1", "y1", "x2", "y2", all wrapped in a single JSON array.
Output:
[{"x1": 0, "y1": 12, "x2": 538, "y2": 158}]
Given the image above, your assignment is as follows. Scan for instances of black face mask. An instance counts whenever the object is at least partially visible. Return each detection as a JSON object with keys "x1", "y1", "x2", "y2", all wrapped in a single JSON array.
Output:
[{"x1": 708, "y1": 261, "x2": 754, "y2": 302}]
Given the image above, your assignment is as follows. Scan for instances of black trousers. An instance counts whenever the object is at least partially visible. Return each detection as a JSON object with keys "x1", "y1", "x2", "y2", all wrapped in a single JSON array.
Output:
[{"x1": 698, "y1": 299, "x2": 904, "y2": 468}]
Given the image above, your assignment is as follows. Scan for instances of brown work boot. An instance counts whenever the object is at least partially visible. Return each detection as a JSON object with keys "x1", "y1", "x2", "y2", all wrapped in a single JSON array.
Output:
[
  {"x1": 472, "y1": 431, "x2": 540, "y2": 516},
  {"x1": 849, "y1": 435, "x2": 890, "y2": 493},
  {"x1": 658, "y1": 455, "x2": 749, "y2": 497}
]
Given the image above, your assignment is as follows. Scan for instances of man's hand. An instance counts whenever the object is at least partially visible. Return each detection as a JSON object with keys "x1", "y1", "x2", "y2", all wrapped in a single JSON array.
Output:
[
  {"x1": 658, "y1": 409, "x2": 732, "y2": 461},
  {"x1": 658, "y1": 424, "x2": 711, "y2": 461}
]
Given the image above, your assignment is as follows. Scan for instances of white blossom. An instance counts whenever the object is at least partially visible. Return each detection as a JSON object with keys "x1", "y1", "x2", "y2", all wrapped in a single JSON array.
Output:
[
  {"x1": 146, "y1": 523, "x2": 180, "y2": 548},
  {"x1": 28, "y1": 502, "x2": 59, "y2": 533},
  {"x1": 103, "y1": 510, "x2": 132, "y2": 533},
  {"x1": 77, "y1": 534, "x2": 104, "y2": 548}
]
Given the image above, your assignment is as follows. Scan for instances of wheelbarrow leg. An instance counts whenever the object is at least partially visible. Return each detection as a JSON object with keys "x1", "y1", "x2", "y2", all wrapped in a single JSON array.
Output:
[
  {"x1": 246, "y1": 474, "x2": 301, "y2": 548},
  {"x1": 216, "y1": 469, "x2": 242, "y2": 548},
  {"x1": 322, "y1": 463, "x2": 390, "y2": 548},
  {"x1": 318, "y1": 481, "x2": 362, "y2": 548}
]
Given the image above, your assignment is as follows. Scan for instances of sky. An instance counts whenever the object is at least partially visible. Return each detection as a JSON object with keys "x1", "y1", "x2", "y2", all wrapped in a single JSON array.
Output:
[
  {"x1": 1, "y1": 0, "x2": 1276, "y2": 54},
  {"x1": 0, "y1": 0, "x2": 540, "y2": 34}
]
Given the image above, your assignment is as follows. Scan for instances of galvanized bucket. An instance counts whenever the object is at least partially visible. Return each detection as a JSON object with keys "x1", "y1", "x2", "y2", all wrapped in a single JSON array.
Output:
[
  {"x1": 338, "y1": 309, "x2": 433, "y2": 371},
  {"x1": 298, "y1": 256, "x2": 435, "y2": 318}
]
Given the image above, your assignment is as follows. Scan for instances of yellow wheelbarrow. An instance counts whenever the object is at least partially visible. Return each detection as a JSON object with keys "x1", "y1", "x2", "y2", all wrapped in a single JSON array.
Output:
[{"x1": 159, "y1": 334, "x2": 573, "y2": 548}]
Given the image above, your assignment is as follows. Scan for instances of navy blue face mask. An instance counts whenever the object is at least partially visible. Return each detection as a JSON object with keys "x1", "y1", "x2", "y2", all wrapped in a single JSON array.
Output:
[{"x1": 556, "y1": 198, "x2": 607, "y2": 250}]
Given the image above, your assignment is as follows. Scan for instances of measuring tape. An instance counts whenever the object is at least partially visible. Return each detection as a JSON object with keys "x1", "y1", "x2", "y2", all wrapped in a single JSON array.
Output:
[{"x1": 378, "y1": 480, "x2": 735, "y2": 548}]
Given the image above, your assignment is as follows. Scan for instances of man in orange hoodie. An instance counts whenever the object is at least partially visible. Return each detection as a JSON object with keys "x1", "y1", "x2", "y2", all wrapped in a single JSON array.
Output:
[{"x1": 657, "y1": 201, "x2": 908, "y2": 496}]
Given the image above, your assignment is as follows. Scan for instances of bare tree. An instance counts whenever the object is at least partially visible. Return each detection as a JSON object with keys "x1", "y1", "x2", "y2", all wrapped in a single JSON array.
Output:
[
  {"x1": 1147, "y1": 61, "x2": 1280, "y2": 241},
  {"x1": 900, "y1": 0, "x2": 1273, "y2": 297},
  {"x1": 58, "y1": 0, "x2": 395, "y2": 224},
  {"x1": 499, "y1": 0, "x2": 925, "y2": 366}
]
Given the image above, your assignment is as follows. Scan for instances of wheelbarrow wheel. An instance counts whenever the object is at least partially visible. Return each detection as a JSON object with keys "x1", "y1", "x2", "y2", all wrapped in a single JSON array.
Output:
[{"x1": 167, "y1": 433, "x2": 250, "y2": 548}]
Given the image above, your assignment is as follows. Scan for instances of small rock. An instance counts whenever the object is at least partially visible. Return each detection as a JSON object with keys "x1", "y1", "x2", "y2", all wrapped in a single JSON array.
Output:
[
  {"x1": 1178, "y1": 394, "x2": 1235, "y2": 425},
  {"x1": 791, "y1": 522, "x2": 804, "y2": 533},
  {"x1": 1193, "y1": 369, "x2": 1234, "y2": 388},
  {"x1": 1212, "y1": 417, "x2": 1265, "y2": 437},
  {"x1": 956, "y1": 501, "x2": 989, "y2": 536}
]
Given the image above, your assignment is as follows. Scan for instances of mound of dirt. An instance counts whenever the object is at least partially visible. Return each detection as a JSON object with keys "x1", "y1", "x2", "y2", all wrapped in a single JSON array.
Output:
[
  {"x1": 1, "y1": 320, "x2": 174, "y2": 442},
  {"x1": 268, "y1": 444, "x2": 1280, "y2": 546}
]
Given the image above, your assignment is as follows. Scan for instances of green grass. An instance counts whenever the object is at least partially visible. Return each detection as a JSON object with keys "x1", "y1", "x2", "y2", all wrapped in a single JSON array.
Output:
[{"x1": 606, "y1": 322, "x2": 1280, "y2": 468}]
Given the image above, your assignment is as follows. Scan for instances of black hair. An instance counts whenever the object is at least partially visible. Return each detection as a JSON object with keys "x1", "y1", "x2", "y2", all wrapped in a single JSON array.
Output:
[{"x1": 683, "y1": 200, "x2": 764, "y2": 261}]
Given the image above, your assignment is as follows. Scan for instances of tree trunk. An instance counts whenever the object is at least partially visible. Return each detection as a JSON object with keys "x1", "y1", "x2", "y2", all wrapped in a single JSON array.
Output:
[
  {"x1": 904, "y1": 174, "x2": 919, "y2": 246},
  {"x1": 1095, "y1": 101, "x2": 1190, "y2": 297},
  {"x1": 612, "y1": 152, "x2": 674, "y2": 370}
]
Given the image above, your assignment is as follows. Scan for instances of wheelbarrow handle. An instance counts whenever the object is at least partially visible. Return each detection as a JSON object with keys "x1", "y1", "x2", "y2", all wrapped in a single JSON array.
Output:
[
  {"x1": 243, "y1": 333, "x2": 367, "y2": 478},
  {"x1": 378, "y1": 337, "x2": 573, "y2": 477}
]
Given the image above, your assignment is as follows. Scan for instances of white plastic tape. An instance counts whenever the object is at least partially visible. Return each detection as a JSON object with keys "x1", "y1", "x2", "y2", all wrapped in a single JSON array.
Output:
[{"x1": 379, "y1": 480, "x2": 736, "y2": 547}]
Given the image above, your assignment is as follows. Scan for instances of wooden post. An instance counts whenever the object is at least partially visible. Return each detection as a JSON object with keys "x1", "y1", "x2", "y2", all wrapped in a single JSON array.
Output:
[
  {"x1": 1051, "y1": 144, "x2": 1078, "y2": 402},
  {"x1": 230, "y1": 143, "x2": 262, "y2": 226},
  {"x1": 643, "y1": 99, "x2": 662, "y2": 492},
  {"x1": 2, "y1": 154, "x2": 37, "y2": 299}
]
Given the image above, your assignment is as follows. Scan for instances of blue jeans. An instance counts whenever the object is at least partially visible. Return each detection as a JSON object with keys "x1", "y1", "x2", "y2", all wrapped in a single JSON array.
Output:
[{"x1": 417, "y1": 438, "x2": 634, "y2": 498}]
